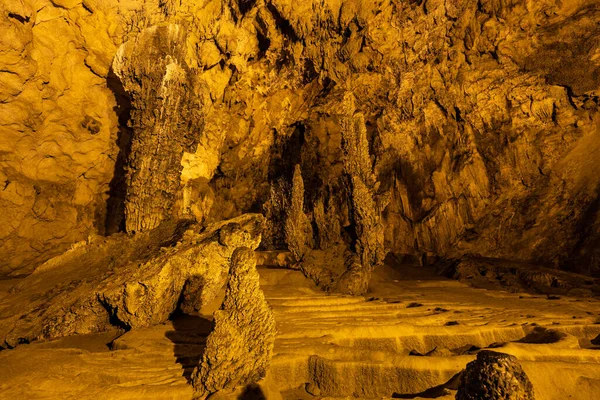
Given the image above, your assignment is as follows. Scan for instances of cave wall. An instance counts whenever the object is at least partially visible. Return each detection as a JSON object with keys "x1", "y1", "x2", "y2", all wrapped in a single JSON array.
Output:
[
  {"x1": 1, "y1": 0, "x2": 120, "y2": 275},
  {"x1": 1, "y1": 0, "x2": 599, "y2": 276}
]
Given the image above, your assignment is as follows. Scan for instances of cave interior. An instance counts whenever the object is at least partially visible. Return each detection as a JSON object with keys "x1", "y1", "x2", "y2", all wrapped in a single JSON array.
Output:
[{"x1": 1, "y1": 0, "x2": 600, "y2": 399}]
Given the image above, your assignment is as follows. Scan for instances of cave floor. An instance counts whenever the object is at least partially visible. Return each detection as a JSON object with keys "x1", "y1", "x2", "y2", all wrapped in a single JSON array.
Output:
[{"x1": 1, "y1": 261, "x2": 600, "y2": 400}]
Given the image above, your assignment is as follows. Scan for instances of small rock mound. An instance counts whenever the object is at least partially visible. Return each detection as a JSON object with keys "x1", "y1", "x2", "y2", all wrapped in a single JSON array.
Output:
[
  {"x1": 517, "y1": 326, "x2": 566, "y2": 344},
  {"x1": 192, "y1": 247, "x2": 277, "y2": 398},
  {"x1": 456, "y1": 351, "x2": 535, "y2": 400}
]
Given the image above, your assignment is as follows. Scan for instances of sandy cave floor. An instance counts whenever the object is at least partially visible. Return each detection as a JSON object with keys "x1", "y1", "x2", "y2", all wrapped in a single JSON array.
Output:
[{"x1": 1, "y1": 259, "x2": 600, "y2": 400}]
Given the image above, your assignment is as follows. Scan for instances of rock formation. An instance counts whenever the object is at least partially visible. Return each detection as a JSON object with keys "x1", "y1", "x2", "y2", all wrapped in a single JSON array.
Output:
[
  {"x1": 0, "y1": 0, "x2": 123, "y2": 275},
  {"x1": 437, "y1": 256, "x2": 600, "y2": 297},
  {"x1": 192, "y1": 247, "x2": 276, "y2": 398},
  {"x1": 456, "y1": 350, "x2": 535, "y2": 400},
  {"x1": 284, "y1": 164, "x2": 312, "y2": 262},
  {"x1": 278, "y1": 94, "x2": 388, "y2": 294},
  {"x1": 112, "y1": 24, "x2": 204, "y2": 233},
  {"x1": 1, "y1": 1, "x2": 600, "y2": 399},
  {"x1": 0, "y1": 214, "x2": 264, "y2": 349},
  {"x1": 334, "y1": 95, "x2": 387, "y2": 293},
  {"x1": 2, "y1": 0, "x2": 599, "y2": 282}
]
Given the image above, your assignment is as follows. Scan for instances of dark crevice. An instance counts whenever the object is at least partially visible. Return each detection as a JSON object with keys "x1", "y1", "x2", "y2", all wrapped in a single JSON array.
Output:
[
  {"x1": 302, "y1": 58, "x2": 318, "y2": 84},
  {"x1": 104, "y1": 67, "x2": 133, "y2": 235},
  {"x1": 268, "y1": 122, "x2": 305, "y2": 184},
  {"x1": 257, "y1": 30, "x2": 270, "y2": 59},
  {"x1": 228, "y1": 64, "x2": 239, "y2": 85},
  {"x1": 238, "y1": 0, "x2": 257, "y2": 15},
  {"x1": 317, "y1": 77, "x2": 336, "y2": 98},
  {"x1": 98, "y1": 296, "x2": 131, "y2": 333},
  {"x1": 266, "y1": 3, "x2": 300, "y2": 42},
  {"x1": 107, "y1": 314, "x2": 130, "y2": 333},
  {"x1": 8, "y1": 13, "x2": 30, "y2": 24},
  {"x1": 81, "y1": 2, "x2": 94, "y2": 14}
]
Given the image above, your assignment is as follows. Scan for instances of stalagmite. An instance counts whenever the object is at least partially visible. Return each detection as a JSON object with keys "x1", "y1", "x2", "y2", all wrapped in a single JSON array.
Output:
[
  {"x1": 283, "y1": 93, "x2": 388, "y2": 295},
  {"x1": 192, "y1": 247, "x2": 276, "y2": 398},
  {"x1": 284, "y1": 164, "x2": 312, "y2": 262}
]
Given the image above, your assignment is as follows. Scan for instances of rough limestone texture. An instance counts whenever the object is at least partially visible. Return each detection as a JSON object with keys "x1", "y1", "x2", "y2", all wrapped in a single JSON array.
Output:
[
  {"x1": 280, "y1": 94, "x2": 387, "y2": 294},
  {"x1": 112, "y1": 23, "x2": 204, "y2": 233},
  {"x1": 284, "y1": 164, "x2": 313, "y2": 262},
  {"x1": 192, "y1": 247, "x2": 277, "y2": 399},
  {"x1": 456, "y1": 351, "x2": 535, "y2": 400},
  {"x1": 0, "y1": 0, "x2": 123, "y2": 275},
  {"x1": 0, "y1": 213, "x2": 264, "y2": 349},
  {"x1": 1, "y1": 0, "x2": 600, "y2": 280},
  {"x1": 333, "y1": 95, "x2": 387, "y2": 294}
]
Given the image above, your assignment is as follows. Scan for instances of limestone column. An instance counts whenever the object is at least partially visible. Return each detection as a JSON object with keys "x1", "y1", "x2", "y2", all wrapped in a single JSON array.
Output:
[{"x1": 112, "y1": 24, "x2": 203, "y2": 233}]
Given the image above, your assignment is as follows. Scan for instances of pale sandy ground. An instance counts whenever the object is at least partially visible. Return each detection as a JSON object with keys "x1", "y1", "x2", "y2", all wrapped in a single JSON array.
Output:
[{"x1": 1, "y1": 260, "x2": 600, "y2": 400}]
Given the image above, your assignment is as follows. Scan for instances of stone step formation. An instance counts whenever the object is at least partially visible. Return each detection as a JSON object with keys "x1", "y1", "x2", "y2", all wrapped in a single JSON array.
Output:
[{"x1": 2, "y1": 260, "x2": 600, "y2": 399}]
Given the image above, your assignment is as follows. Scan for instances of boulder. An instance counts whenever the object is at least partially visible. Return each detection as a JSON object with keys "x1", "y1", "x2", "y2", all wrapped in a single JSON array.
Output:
[{"x1": 456, "y1": 351, "x2": 535, "y2": 400}]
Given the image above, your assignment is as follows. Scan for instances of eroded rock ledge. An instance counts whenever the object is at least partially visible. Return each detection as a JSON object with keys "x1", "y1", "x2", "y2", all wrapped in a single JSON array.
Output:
[{"x1": 0, "y1": 213, "x2": 264, "y2": 349}]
